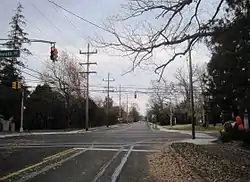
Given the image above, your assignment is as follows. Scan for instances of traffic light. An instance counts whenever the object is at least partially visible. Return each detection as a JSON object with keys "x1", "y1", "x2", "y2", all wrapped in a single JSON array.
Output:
[
  {"x1": 11, "y1": 81, "x2": 21, "y2": 90},
  {"x1": 134, "y1": 91, "x2": 137, "y2": 99},
  {"x1": 17, "y1": 81, "x2": 21, "y2": 89},
  {"x1": 12, "y1": 81, "x2": 16, "y2": 89},
  {"x1": 50, "y1": 46, "x2": 58, "y2": 62}
]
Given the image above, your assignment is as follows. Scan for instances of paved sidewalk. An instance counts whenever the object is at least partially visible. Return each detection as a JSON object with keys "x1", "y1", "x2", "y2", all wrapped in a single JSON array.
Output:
[{"x1": 149, "y1": 122, "x2": 218, "y2": 145}]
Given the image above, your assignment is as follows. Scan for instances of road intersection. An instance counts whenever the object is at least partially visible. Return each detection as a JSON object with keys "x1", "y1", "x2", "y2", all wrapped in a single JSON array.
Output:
[{"x1": 0, "y1": 122, "x2": 212, "y2": 182}]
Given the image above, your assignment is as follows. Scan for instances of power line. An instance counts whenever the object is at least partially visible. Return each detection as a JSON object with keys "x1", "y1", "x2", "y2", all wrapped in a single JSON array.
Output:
[
  {"x1": 87, "y1": 85, "x2": 203, "y2": 94},
  {"x1": 25, "y1": 18, "x2": 70, "y2": 56},
  {"x1": 22, "y1": 65, "x2": 43, "y2": 77},
  {"x1": 49, "y1": 3, "x2": 87, "y2": 42},
  {"x1": 31, "y1": 2, "x2": 61, "y2": 33},
  {"x1": 30, "y1": 1, "x2": 80, "y2": 54},
  {"x1": 48, "y1": 0, "x2": 108, "y2": 32},
  {"x1": 21, "y1": 55, "x2": 47, "y2": 70},
  {"x1": 22, "y1": 70, "x2": 41, "y2": 80}
]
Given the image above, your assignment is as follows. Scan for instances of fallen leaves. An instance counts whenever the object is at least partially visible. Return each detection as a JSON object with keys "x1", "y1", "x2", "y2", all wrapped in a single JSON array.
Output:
[
  {"x1": 171, "y1": 142, "x2": 250, "y2": 182},
  {"x1": 147, "y1": 147, "x2": 201, "y2": 182},
  {"x1": 148, "y1": 142, "x2": 250, "y2": 182}
]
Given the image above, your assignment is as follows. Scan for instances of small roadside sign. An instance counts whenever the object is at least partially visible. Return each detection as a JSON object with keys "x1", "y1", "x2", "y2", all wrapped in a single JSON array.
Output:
[{"x1": 0, "y1": 50, "x2": 20, "y2": 58}]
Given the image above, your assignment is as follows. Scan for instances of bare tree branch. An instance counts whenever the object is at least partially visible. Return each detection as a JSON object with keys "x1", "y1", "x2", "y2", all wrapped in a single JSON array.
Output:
[
  {"x1": 41, "y1": 52, "x2": 86, "y2": 99},
  {"x1": 92, "y1": 0, "x2": 227, "y2": 77}
]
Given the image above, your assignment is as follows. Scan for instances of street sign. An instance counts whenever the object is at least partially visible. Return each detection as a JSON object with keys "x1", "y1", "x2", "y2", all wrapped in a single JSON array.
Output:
[{"x1": 0, "y1": 50, "x2": 20, "y2": 58}]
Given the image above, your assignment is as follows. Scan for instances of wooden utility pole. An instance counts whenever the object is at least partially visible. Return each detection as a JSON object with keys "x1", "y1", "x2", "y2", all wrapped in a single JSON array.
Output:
[
  {"x1": 103, "y1": 73, "x2": 115, "y2": 126},
  {"x1": 119, "y1": 84, "x2": 122, "y2": 120},
  {"x1": 126, "y1": 94, "x2": 129, "y2": 123},
  {"x1": 79, "y1": 43, "x2": 97, "y2": 131},
  {"x1": 188, "y1": 39, "x2": 195, "y2": 139}
]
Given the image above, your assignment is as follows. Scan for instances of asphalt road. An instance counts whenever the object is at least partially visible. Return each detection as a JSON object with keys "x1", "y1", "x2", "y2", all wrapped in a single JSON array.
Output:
[{"x1": 0, "y1": 122, "x2": 191, "y2": 182}]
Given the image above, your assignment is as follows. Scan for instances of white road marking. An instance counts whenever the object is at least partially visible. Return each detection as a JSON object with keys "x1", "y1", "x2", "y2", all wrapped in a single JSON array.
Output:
[
  {"x1": 108, "y1": 124, "x2": 135, "y2": 133},
  {"x1": 73, "y1": 147, "x2": 159, "y2": 152},
  {"x1": 111, "y1": 145, "x2": 134, "y2": 182},
  {"x1": 92, "y1": 147, "x2": 123, "y2": 182},
  {"x1": 17, "y1": 148, "x2": 89, "y2": 182},
  {"x1": 131, "y1": 149, "x2": 159, "y2": 152}
]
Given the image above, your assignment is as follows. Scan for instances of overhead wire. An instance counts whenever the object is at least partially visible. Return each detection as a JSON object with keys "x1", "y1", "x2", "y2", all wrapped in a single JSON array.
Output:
[
  {"x1": 48, "y1": 0, "x2": 108, "y2": 32},
  {"x1": 18, "y1": 1, "x2": 85, "y2": 86},
  {"x1": 29, "y1": 1, "x2": 81, "y2": 57},
  {"x1": 49, "y1": 3, "x2": 87, "y2": 42},
  {"x1": 22, "y1": 70, "x2": 41, "y2": 80},
  {"x1": 31, "y1": 2, "x2": 61, "y2": 32}
]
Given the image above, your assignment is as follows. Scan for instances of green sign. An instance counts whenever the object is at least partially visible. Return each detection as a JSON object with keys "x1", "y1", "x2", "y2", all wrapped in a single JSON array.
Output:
[{"x1": 0, "y1": 50, "x2": 20, "y2": 57}]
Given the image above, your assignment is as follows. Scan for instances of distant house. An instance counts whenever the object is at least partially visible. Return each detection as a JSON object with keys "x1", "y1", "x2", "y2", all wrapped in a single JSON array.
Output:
[{"x1": 0, "y1": 115, "x2": 12, "y2": 132}]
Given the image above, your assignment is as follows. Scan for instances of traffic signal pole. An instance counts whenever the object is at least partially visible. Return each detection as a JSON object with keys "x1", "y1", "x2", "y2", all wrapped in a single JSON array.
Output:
[
  {"x1": 0, "y1": 38, "x2": 57, "y2": 132},
  {"x1": 20, "y1": 89, "x2": 24, "y2": 132}
]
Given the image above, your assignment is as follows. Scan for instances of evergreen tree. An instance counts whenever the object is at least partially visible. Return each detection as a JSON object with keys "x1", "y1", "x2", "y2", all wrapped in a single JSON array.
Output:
[
  {"x1": 1, "y1": 2, "x2": 31, "y2": 87},
  {"x1": 6, "y1": 2, "x2": 31, "y2": 56},
  {"x1": 0, "y1": 3, "x2": 30, "y2": 127},
  {"x1": 205, "y1": 0, "x2": 250, "y2": 120}
]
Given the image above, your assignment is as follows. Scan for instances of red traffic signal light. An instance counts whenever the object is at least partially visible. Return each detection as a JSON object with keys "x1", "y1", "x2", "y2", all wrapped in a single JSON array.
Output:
[{"x1": 50, "y1": 46, "x2": 58, "y2": 62}]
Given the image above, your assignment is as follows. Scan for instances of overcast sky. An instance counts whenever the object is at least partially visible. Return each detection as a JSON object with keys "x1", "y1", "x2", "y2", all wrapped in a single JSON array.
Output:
[{"x1": 0, "y1": 0, "x2": 212, "y2": 115}]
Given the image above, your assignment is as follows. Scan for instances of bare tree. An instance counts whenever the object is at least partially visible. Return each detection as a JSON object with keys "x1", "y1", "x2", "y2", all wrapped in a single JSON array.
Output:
[
  {"x1": 148, "y1": 78, "x2": 177, "y2": 116},
  {"x1": 42, "y1": 52, "x2": 86, "y2": 98},
  {"x1": 41, "y1": 52, "x2": 86, "y2": 126},
  {"x1": 175, "y1": 64, "x2": 202, "y2": 100},
  {"x1": 174, "y1": 63, "x2": 207, "y2": 120},
  {"x1": 93, "y1": 96, "x2": 103, "y2": 107},
  {"x1": 150, "y1": 79, "x2": 173, "y2": 107},
  {"x1": 93, "y1": 0, "x2": 226, "y2": 78}
]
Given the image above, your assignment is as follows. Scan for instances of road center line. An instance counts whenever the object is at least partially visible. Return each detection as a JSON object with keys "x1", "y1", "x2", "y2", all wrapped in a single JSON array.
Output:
[
  {"x1": 17, "y1": 148, "x2": 89, "y2": 182},
  {"x1": 111, "y1": 145, "x2": 134, "y2": 182},
  {"x1": 92, "y1": 147, "x2": 123, "y2": 182},
  {"x1": 0, "y1": 148, "x2": 76, "y2": 181},
  {"x1": 73, "y1": 147, "x2": 159, "y2": 152},
  {"x1": 43, "y1": 148, "x2": 74, "y2": 161}
]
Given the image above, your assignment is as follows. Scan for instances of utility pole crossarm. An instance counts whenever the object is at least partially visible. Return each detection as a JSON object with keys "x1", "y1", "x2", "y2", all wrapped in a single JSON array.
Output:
[
  {"x1": 103, "y1": 79, "x2": 115, "y2": 82},
  {"x1": 79, "y1": 62, "x2": 97, "y2": 65},
  {"x1": 80, "y1": 71, "x2": 97, "y2": 74},
  {"x1": 80, "y1": 50, "x2": 97, "y2": 54}
]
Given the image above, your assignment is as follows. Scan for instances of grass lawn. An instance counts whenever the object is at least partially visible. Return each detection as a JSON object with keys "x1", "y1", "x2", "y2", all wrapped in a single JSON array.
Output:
[{"x1": 163, "y1": 123, "x2": 223, "y2": 131}]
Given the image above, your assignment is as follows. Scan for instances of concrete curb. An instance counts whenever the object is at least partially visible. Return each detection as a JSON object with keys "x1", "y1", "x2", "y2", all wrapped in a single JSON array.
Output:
[
  {"x1": 0, "y1": 129, "x2": 86, "y2": 139},
  {"x1": 0, "y1": 124, "x2": 125, "y2": 139}
]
